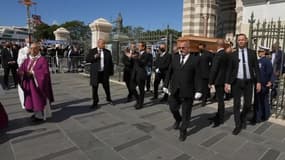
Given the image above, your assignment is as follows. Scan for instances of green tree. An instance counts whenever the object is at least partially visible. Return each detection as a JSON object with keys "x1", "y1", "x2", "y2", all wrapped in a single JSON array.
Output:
[
  {"x1": 33, "y1": 23, "x2": 58, "y2": 40},
  {"x1": 60, "y1": 20, "x2": 90, "y2": 42}
]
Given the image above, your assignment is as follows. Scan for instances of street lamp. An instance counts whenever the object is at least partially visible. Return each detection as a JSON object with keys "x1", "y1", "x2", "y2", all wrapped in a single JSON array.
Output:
[{"x1": 18, "y1": 0, "x2": 37, "y2": 44}]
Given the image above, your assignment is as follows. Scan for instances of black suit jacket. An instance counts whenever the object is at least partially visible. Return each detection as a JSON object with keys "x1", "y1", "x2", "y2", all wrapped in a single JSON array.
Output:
[
  {"x1": 226, "y1": 48, "x2": 261, "y2": 84},
  {"x1": 154, "y1": 52, "x2": 172, "y2": 74},
  {"x1": 209, "y1": 49, "x2": 228, "y2": 86},
  {"x1": 131, "y1": 51, "x2": 148, "y2": 81},
  {"x1": 165, "y1": 54, "x2": 198, "y2": 98},
  {"x1": 197, "y1": 50, "x2": 213, "y2": 79},
  {"x1": 122, "y1": 54, "x2": 134, "y2": 82},
  {"x1": 1, "y1": 48, "x2": 18, "y2": 68},
  {"x1": 86, "y1": 48, "x2": 114, "y2": 85}
]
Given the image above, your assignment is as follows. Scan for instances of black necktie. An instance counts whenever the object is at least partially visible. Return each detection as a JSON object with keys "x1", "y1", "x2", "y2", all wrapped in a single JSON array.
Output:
[
  {"x1": 241, "y1": 49, "x2": 247, "y2": 79},
  {"x1": 9, "y1": 49, "x2": 13, "y2": 58},
  {"x1": 180, "y1": 55, "x2": 185, "y2": 67}
]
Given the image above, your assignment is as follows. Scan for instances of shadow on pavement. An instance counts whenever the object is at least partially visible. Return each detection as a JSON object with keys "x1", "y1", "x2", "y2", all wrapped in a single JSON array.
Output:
[
  {"x1": 187, "y1": 107, "x2": 233, "y2": 136},
  {"x1": 1, "y1": 98, "x2": 94, "y2": 137}
]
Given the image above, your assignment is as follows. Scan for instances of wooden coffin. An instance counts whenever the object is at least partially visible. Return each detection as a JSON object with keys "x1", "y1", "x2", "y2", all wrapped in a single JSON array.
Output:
[{"x1": 177, "y1": 35, "x2": 223, "y2": 53}]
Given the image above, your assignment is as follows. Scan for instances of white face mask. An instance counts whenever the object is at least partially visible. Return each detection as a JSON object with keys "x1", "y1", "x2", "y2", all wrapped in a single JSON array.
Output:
[{"x1": 26, "y1": 43, "x2": 30, "y2": 47}]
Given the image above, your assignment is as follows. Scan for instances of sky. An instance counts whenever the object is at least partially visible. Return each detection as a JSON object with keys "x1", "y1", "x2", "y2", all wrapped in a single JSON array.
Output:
[{"x1": 1, "y1": 0, "x2": 183, "y2": 31}]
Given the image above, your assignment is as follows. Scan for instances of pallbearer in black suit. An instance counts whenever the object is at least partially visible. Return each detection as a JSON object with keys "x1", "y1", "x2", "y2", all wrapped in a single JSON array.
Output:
[
  {"x1": 130, "y1": 42, "x2": 148, "y2": 109},
  {"x1": 225, "y1": 34, "x2": 261, "y2": 135},
  {"x1": 86, "y1": 39, "x2": 114, "y2": 109},
  {"x1": 209, "y1": 39, "x2": 228, "y2": 127},
  {"x1": 196, "y1": 43, "x2": 213, "y2": 106},
  {"x1": 151, "y1": 43, "x2": 171, "y2": 102},
  {"x1": 164, "y1": 41, "x2": 198, "y2": 141}
]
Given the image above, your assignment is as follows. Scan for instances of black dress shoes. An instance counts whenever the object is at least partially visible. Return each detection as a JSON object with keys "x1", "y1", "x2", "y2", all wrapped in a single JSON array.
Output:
[
  {"x1": 232, "y1": 127, "x2": 242, "y2": 135},
  {"x1": 135, "y1": 105, "x2": 143, "y2": 110},
  {"x1": 179, "y1": 130, "x2": 187, "y2": 141},
  {"x1": 212, "y1": 120, "x2": 224, "y2": 128},
  {"x1": 172, "y1": 121, "x2": 181, "y2": 130},
  {"x1": 134, "y1": 103, "x2": 143, "y2": 110}
]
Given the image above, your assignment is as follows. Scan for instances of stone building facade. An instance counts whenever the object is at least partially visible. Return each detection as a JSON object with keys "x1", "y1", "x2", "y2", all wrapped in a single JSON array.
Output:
[{"x1": 182, "y1": 0, "x2": 285, "y2": 39}]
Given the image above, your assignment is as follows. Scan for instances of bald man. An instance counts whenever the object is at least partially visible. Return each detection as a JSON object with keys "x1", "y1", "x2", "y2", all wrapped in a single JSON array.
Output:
[
  {"x1": 164, "y1": 41, "x2": 199, "y2": 141},
  {"x1": 86, "y1": 39, "x2": 114, "y2": 109}
]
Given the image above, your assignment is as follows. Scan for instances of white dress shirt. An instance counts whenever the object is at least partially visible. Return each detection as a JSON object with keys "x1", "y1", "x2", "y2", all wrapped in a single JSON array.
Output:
[
  {"x1": 98, "y1": 48, "x2": 104, "y2": 71},
  {"x1": 180, "y1": 54, "x2": 190, "y2": 65},
  {"x1": 237, "y1": 48, "x2": 251, "y2": 79}
]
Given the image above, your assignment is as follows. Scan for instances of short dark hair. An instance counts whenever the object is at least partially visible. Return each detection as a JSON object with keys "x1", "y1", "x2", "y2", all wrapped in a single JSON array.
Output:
[
  {"x1": 139, "y1": 41, "x2": 146, "y2": 48},
  {"x1": 237, "y1": 33, "x2": 247, "y2": 39}
]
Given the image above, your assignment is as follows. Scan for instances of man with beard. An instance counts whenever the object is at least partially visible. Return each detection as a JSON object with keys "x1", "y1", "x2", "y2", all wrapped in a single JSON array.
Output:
[{"x1": 164, "y1": 41, "x2": 198, "y2": 141}]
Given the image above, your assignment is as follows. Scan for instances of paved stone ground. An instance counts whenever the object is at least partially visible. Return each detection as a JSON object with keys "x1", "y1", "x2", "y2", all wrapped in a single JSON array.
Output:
[{"x1": 1, "y1": 71, "x2": 285, "y2": 160}]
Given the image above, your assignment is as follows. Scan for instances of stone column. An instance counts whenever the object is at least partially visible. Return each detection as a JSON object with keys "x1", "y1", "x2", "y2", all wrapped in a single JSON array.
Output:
[
  {"x1": 216, "y1": 0, "x2": 236, "y2": 38},
  {"x1": 182, "y1": 0, "x2": 195, "y2": 36},
  {"x1": 53, "y1": 27, "x2": 70, "y2": 41},
  {"x1": 235, "y1": 0, "x2": 244, "y2": 34},
  {"x1": 89, "y1": 18, "x2": 112, "y2": 48},
  {"x1": 182, "y1": 0, "x2": 217, "y2": 37}
]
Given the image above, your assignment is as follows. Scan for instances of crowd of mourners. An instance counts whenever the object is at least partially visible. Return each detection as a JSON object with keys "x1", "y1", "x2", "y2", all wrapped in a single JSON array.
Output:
[{"x1": 1, "y1": 33, "x2": 285, "y2": 142}]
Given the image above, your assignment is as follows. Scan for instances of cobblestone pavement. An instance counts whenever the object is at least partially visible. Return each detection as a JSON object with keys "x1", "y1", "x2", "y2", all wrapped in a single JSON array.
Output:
[{"x1": 1, "y1": 72, "x2": 285, "y2": 160}]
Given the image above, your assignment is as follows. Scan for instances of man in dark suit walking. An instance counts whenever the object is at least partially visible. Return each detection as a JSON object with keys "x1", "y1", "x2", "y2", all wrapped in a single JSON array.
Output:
[
  {"x1": 130, "y1": 42, "x2": 148, "y2": 109},
  {"x1": 145, "y1": 49, "x2": 153, "y2": 92},
  {"x1": 225, "y1": 34, "x2": 261, "y2": 135},
  {"x1": 122, "y1": 47, "x2": 135, "y2": 102},
  {"x1": 1, "y1": 42, "x2": 18, "y2": 89},
  {"x1": 196, "y1": 43, "x2": 213, "y2": 106},
  {"x1": 86, "y1": 39, "x2": 114, "y2": 109},
  {"x1": 151, "y1": 43, "x2": 171, "y2": 102},
  {"x1": 209, "y1": 39, "x2": 228, "y2": 127},
  {"x1": 164, "y1": 41, "x2": 198, "y2": 141}
]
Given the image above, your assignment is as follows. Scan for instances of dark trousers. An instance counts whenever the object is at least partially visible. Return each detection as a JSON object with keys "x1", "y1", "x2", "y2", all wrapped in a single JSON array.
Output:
[
  {"x1": 130, "y1": 79, "x2": 145, "y2": 107},
  {"x1": 253, "y1": 87, "x2": 270, "y2": 122},
  {"x1": 201, "y1": 79, "x2": 210, "y2": 103},
  {"x1": 3, "y1": 66, "x2": 17, "y2": 87},
  {"x1": 215, "y1": 85, "x2": 225, "y2": 122},
  {"x1": 153, "y1": 73, "x2": 168, "y2": 99},
  {"x1": 124, "y1": 76, "x2": 132, "y2": 98},
  {"x1": 92, "y1": 71, "x2": 111, "y2": 105},
  {"x1": 168, "y1": 91, "x2": 193, "y2": 131},
  {"x1": 146, "y1": 75, "x2": 151, "y2": 91},
  {"x1": 232, "y1": 79, "x2": 253, "y2": 128}
]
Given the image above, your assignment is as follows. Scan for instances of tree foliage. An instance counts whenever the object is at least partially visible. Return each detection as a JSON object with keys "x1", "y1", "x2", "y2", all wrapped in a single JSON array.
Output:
[{"x1": 33, "y1": 20, "x2": 91, "y2": 43}]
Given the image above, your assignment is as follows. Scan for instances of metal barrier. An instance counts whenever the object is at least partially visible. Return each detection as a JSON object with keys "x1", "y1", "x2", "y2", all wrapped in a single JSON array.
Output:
[
  {"x1": 45, "y1": 55, "x2": 86, "y2": 73},
  {"x1": 271, "y1": 75, "x2": 285, "y2": 118}
]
